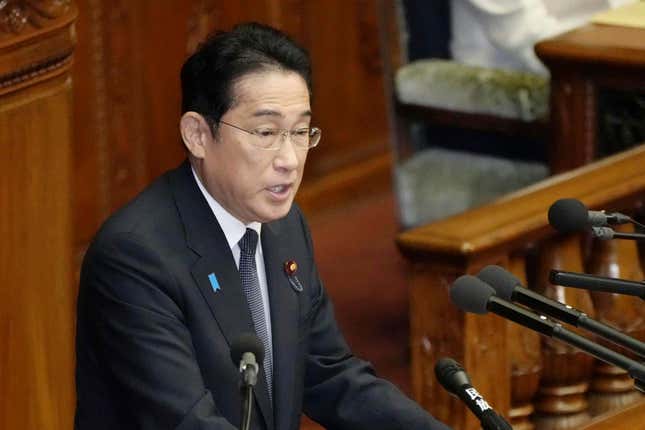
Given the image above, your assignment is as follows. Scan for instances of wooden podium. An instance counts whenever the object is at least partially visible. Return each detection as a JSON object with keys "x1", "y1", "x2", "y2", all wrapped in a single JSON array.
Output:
[{"x1": 397, "y1": 146, "x2": 645, "y2": 430}]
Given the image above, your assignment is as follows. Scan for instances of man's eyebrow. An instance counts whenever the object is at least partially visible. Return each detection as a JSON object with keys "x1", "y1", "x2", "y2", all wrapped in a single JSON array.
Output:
[{"x1": 252, "y1": 109, "x2": 312, "y2": 118}]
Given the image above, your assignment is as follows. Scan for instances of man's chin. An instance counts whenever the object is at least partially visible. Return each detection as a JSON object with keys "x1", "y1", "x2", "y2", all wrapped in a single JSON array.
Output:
[{"x1": 254, "y1": 202, "x2": 293, "y2": 223}]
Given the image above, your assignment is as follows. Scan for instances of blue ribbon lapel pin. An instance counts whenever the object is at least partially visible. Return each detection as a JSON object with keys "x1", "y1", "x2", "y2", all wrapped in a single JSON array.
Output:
[{"x1": 208, "y1": 273, "x2": 221, "y2": 293}]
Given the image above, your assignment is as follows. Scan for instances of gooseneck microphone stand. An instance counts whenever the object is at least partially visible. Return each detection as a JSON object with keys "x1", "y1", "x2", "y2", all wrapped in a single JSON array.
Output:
[
  {"x1": 240, "y1": 354, "x2": 259, "y2": 430},
  {"x1": 230, "y1": 334, "x2": 264, "y2": 430}
]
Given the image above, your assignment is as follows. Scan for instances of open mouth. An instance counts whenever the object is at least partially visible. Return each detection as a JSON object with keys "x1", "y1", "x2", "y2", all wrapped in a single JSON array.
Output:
[{"x1": 266, "y1": 183, "x2": 292, "y2": 199}]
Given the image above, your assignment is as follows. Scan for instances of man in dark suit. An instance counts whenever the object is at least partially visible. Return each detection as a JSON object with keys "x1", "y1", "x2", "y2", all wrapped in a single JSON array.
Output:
[{"x1": 75, "y1": 22, "x2": 451, "y2": 430}]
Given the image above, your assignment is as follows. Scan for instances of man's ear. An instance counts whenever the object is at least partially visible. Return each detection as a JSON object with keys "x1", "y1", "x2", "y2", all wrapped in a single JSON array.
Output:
[{"x1": 180, "y1": 112, "x2": 212, "y2": 159}]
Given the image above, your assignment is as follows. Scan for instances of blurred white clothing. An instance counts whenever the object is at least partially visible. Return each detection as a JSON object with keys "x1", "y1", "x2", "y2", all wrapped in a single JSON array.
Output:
[{"x1": 450, "y1": 0, "x2": 636, "y2": 74}]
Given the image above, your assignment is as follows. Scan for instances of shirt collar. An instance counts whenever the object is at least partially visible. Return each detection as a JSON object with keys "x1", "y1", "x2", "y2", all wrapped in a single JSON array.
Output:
[{"x1": 191, "y1": 166, "x2": 262, "y2": 250}]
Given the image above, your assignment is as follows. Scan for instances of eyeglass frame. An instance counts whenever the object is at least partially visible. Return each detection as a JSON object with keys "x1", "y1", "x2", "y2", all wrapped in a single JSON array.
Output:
[{"x1": 216, "y1": 120, "x2": 322, "y2": 151}]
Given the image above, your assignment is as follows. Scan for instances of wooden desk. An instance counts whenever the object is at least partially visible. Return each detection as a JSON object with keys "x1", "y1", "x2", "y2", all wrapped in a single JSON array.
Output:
[
  {"x1": 536, "y1": 24, "x2": 645, "y2": 173},
  {"x1": 579, "y1": 400, "x2": 645, "y2": 430}
]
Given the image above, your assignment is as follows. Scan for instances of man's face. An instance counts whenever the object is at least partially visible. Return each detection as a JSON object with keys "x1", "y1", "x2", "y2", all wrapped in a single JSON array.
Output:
[{"x1": 196, "y1": 70, "x2": 311, "y2": 224}]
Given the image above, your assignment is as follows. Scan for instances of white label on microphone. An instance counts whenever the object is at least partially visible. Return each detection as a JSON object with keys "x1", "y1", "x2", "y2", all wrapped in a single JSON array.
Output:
[
  {"x1": 465, "y1": 387, "x2": 479, "y2": 400},
  {"x1": 465, "y1": 387, "x2": 492, "y2": 412},
  {"x1": 475, "y1": 398, "x2": 491, "y2": 412}
]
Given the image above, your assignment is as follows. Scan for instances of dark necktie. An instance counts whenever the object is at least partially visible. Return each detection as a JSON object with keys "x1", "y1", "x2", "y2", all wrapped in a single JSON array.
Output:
[{"x1": 238, "y1": 228, "x2": 273, "y2": 401}]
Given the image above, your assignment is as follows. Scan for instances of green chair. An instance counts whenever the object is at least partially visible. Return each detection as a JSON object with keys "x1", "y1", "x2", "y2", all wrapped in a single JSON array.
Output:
[{"x1": 380, "y1": 0, "x2": 550, "y2": 228}]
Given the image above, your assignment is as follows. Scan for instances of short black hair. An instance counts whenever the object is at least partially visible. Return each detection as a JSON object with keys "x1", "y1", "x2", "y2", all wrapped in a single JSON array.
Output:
[{"x1": 181, "y1": 22, "x2": 312, "y2": 128}]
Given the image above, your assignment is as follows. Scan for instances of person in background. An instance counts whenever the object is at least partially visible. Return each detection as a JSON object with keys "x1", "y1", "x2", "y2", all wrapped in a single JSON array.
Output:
[{"x1": 451, "y1": 0, "x2": 636, "y2": 74}]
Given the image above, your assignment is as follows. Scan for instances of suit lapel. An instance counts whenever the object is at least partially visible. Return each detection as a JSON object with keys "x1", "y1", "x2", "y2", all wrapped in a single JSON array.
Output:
[
  {"x1": 262, "y1": 220, "x2": 301, "y2": 430},
  {"x1": 191, "y1": 256, "x2": 275, "y2": 430},
  {"x1": 169, "y1": 161, "x2": 275, "y2": 430}
]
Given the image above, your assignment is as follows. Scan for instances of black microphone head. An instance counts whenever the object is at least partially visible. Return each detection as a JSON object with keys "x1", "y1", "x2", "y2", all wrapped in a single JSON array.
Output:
[
  {"x1": 435, "y1": 357, "x2": 472, "y2": 395},
  {"x1": 548, "y1": 198, "x2": 589, "y2": 234},
  {"x1": 230, "y1": 333, "x2": 264, "y2": 366},
  {"x1": 451, "y1": 275, "x2": 495, "y2": 315},
  {"x1": 477, "y1": 265, "x2": 521, "y2": 301}
]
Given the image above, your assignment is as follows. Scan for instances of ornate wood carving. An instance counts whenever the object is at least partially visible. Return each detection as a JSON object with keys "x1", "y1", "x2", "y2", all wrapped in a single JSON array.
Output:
[
  {"x1": 0, "y1": 0, "x2": 71, "y2": 36},
  {"x1": 533, "y1": 236, "x2": 594, "y2": 430},
  {"x1": 507, "y1": 255, "x2": 541, "y2": 430},
  {"x1": 0, "y1": 0, "x2": 76, "y2": 92},
  {"x1": 587, "y1": 224, "x2": 645, "y2": 415}
]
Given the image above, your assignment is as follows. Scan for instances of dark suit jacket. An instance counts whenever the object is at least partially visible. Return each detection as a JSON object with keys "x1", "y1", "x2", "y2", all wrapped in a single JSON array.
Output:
[{"x1": 75, "y1": 161, "x2": 450, "y2": 430}]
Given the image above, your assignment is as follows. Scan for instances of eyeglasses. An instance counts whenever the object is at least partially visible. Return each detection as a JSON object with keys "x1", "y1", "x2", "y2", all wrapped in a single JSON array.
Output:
[{"x1": 218, "y1": 120, "x2": 322, "y2": 151}]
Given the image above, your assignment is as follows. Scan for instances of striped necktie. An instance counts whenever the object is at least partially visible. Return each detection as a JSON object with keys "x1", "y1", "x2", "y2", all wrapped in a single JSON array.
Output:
[{"x1": 238, "y1": 228, "x2": 273, "y2": 401}]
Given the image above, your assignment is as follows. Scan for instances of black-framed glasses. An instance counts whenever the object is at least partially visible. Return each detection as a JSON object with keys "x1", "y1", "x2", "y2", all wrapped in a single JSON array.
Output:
[{"x1": 219, "y1": 120, "x2": 322, "y2": 151}]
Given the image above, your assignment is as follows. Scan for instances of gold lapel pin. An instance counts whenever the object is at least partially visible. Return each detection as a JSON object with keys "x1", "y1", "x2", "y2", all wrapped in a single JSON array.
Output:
[{"x1": 284, "y1": 260, "x2": 298, "y2": 276}]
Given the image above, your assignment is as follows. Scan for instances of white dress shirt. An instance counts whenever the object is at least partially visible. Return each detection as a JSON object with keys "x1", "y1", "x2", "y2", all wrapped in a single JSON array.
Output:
[
  {"x1": 450, "y1": 0, "x2": 636, "y2": 74},
  {"x1": 192, "y1": 167, "x2": 273, "y2": 351}
]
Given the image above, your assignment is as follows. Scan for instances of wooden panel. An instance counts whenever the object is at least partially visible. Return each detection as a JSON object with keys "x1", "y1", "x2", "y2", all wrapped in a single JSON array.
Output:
[
  {"x1": 0, "y1": 73, "x2": 75, "y2": 430},
  {"x1": 1, "y1": 2, "x2": 77, "y2": 427},
  {"x1": 72, "y1": 1, "x2": 192, "y2": 254},
  {"x1": 298, "y1": 0, "x2": 390, "y2": 181},
  {"x1": 408, "y1": 261, "x2": 510, "y2": 430}
]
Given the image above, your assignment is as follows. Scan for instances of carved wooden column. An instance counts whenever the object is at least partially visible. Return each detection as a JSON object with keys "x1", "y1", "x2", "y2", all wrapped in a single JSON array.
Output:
[
  {"x1": 533, "y1": 236, "x2": 595, "y2": 430},
  {"x1": 0, "y1": 1, "x2": 77, "y2": 428},
  {"x1": 507, "y1": 255, "x2": 542, "y2": 430},
  {"x1": 587, "y1": 224, "x2": 645, "y2": 415}
]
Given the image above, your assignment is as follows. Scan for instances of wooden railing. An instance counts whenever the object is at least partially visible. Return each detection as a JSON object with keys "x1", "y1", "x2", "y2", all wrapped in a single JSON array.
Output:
[{"x1": 397, "y1": 145, "x2": 645, "y2": 430}]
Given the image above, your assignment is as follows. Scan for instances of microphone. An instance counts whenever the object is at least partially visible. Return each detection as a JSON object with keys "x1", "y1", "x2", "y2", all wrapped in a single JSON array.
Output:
[
  {"x1": 478, "y1": 265, "x2": 645, "y2": 359},
  {"x1": 548, "y1": 198, "x2": 631, "y2": 234},
  {"x1": 435, "y1": 357, "x2": 512, "y2": 430},
  {"x1": 550, "y1": 269, "x2": 645, "y2": 300},
  {"x1": 230, "y1": 333, "x2": 265, "y2": 387},
  {"x1": 590, "y1": 226, "x2": 645, "y2": 242},
  {"x1": 450, "y1": 275, "x2": 645, "y2": 387},
  {"x1": 230, "y1": 333, "x2": 264, "y2": 430}
]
